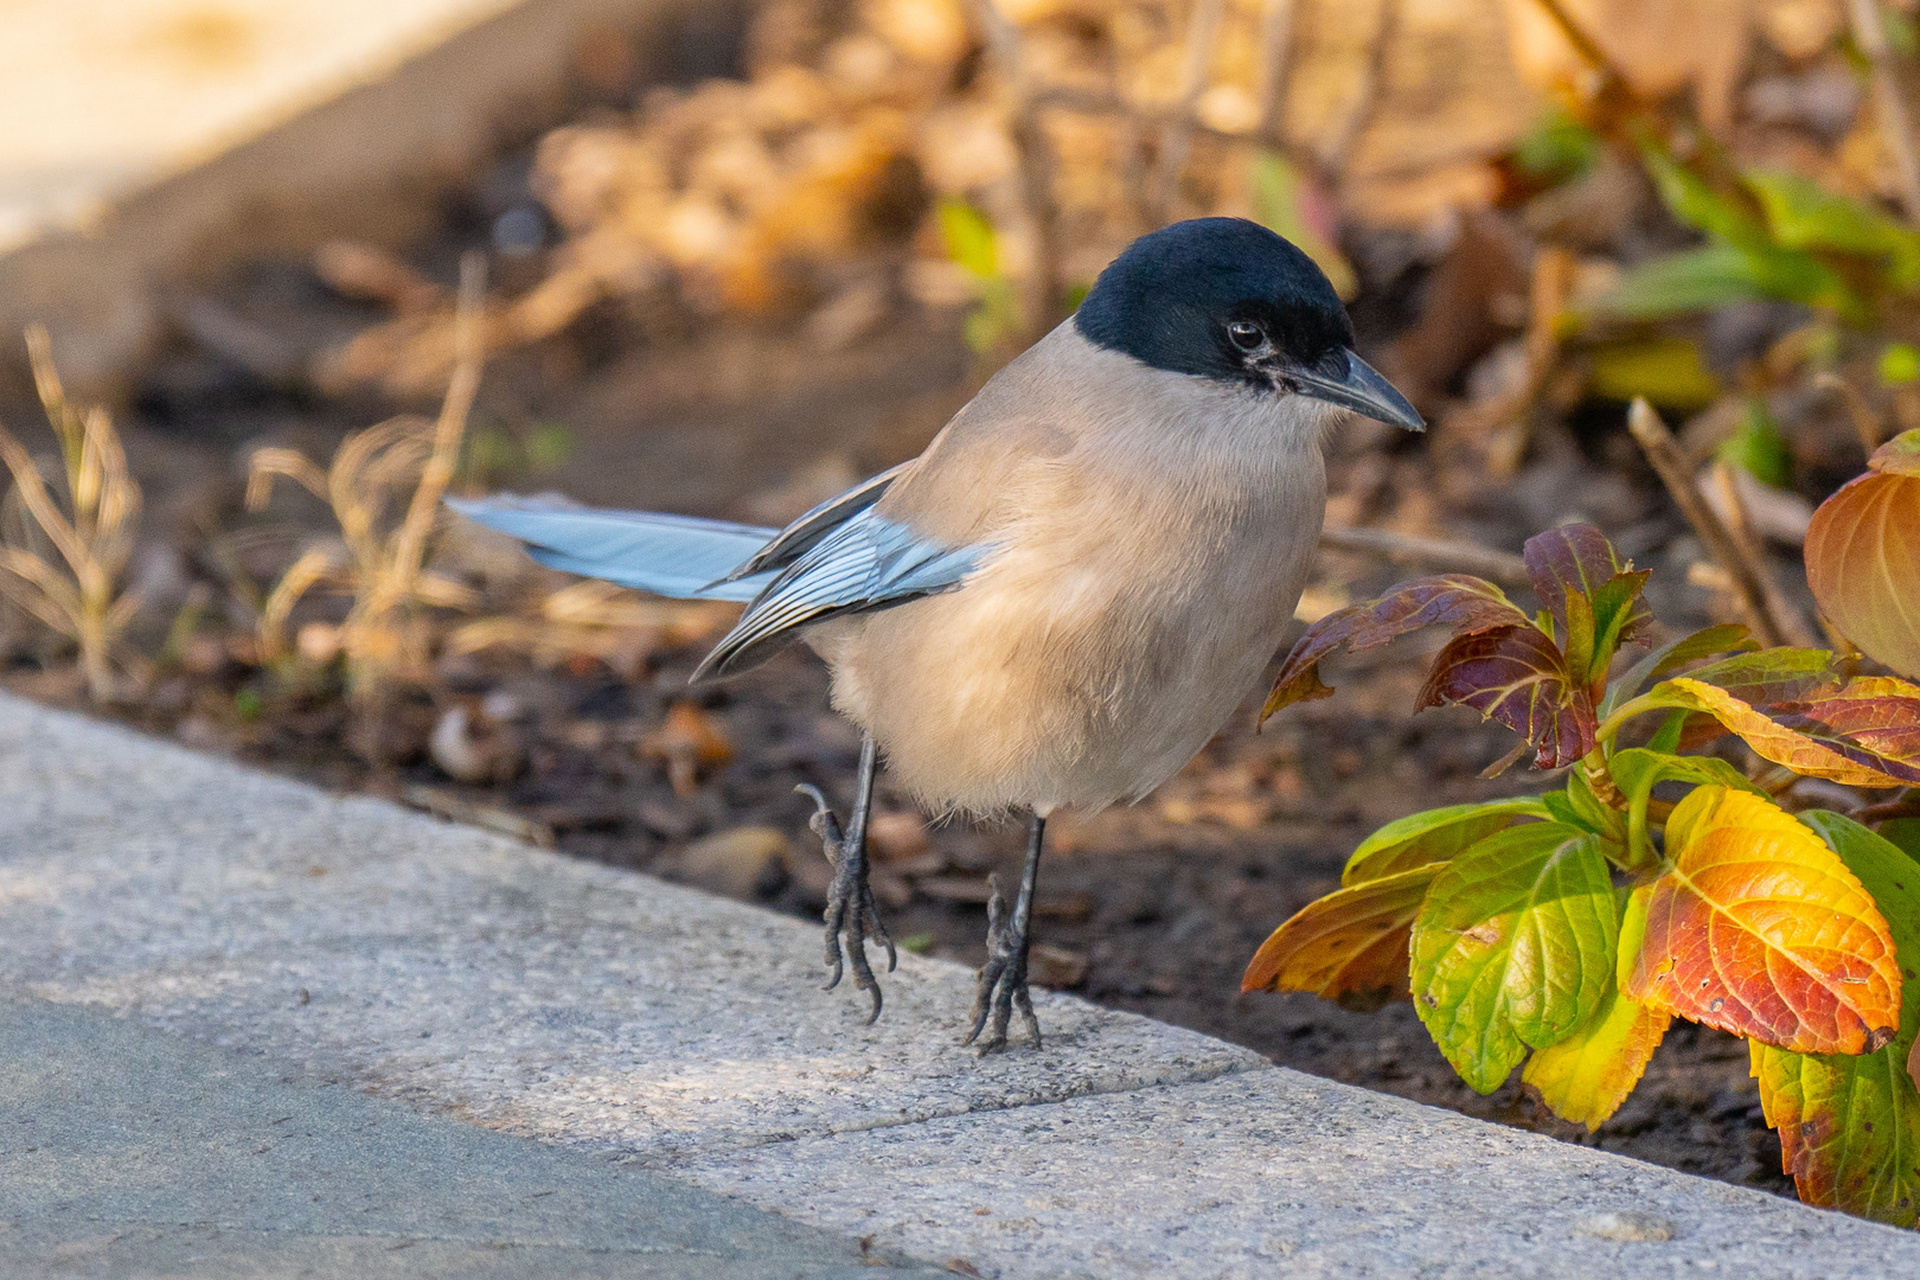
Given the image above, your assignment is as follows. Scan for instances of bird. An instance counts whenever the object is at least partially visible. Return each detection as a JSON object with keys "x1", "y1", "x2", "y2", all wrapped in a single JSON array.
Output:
[{"x1": 450, "y1": 216, "x2": 1423, "y2": 1052}]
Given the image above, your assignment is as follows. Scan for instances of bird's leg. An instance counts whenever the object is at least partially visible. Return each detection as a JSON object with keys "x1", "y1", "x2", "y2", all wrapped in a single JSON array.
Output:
[
  {"x1": 966, "y1": 812, "x2": 1045, "y2": 1053},
  {"x1": 796, "y1": 732, "x2": 895, "y2": 1023}
]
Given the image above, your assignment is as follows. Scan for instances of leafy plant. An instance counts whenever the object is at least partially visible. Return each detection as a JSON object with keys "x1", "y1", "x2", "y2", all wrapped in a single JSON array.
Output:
[
  {"x1": 937, "y1": 199, "x2": 1023, "y2": 356},
  {"x1": 0, "y1": 326, "x2": 144, "y2": 700},
  {"x1": 1806, "y1": 428, "x2": 1920, "y2": 681},
  {"x1": 1248, "y1": 522, "x2": 1920, "y2": 1223},
  {"x1": 244, "y1": 258, "x2": 485, "y2": 705}
]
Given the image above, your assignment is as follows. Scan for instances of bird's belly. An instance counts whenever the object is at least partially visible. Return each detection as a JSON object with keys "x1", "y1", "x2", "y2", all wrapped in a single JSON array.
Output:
[{"x1": 809, "y1": 512, "x2": 1318, "y2": 815}]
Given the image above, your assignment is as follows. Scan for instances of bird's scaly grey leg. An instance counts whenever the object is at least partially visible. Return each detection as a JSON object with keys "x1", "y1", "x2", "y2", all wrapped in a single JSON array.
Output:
[
  {"x1": 795, "y1": 732, "x2": 895, "y2": 1023},
  {"x1": 966, "y1": 812, "x2": 1045, "y2": 1053}
]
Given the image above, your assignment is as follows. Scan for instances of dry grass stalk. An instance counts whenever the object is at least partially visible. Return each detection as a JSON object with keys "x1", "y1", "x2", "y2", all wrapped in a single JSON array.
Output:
[
  {"x1": 0, "y1": 326, "x2": 144, "y2": 700},
  {"x1": 446, "y1": 580, "x2": 729, "y2": 671},
  {"x1": 1626, "y1": 398, "x2": 1817, "y2": 649},
  {"x1": 246, "y1": 255, "x2": 488, "y2": 701}
]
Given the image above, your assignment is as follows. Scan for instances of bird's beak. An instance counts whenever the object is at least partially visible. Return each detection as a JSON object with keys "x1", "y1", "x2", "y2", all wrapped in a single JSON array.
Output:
[{"x1": 1286, "y1": 349, "x2": 1425, "y2": 432}]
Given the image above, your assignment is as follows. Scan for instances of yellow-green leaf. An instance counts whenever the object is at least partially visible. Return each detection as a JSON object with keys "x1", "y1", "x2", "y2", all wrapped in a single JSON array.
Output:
[
  {"x1": 1343, "y1": 799, "x2": 1550, "y2": 886},
  {"x1": 1411, "y1": 824, "x2": 1618, "y2": 1093}
]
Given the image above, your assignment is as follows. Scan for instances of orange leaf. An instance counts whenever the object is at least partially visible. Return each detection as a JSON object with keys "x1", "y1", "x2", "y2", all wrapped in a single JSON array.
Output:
[
  {"x1": 1806, "y1": 436, "x2": 1920, "y2": 680},
  {"x1": 1242, "y1": 864, "x2": 1439, "y2": 1010},
  {"x1": 1649, "y1": 676, "x2": 1920, "y2": 788},
  {"x1": 1624, "y1": 787, "x2": 1902, "y2": 1054}
]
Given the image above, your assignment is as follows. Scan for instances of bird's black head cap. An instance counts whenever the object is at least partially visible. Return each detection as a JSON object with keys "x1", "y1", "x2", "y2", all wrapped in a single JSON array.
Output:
[{"x1": 1075, "y1": 217, "x2": 1353, "y2": 389}]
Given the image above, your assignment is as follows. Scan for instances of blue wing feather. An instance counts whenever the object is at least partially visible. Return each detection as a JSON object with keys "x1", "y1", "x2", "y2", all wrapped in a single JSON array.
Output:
[{"x1": 448, "y1": 481, "x2": 988, "y2": 680}]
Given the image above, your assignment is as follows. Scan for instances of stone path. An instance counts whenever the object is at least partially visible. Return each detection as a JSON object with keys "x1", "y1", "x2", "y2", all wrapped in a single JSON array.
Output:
[{"x1": 5, "y1": 691, "x2": 1919, "y2": 1277}]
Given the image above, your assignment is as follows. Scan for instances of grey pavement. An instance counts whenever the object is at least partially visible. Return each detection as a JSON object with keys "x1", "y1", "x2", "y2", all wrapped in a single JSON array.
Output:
[
  {"x1": 5, "y1": 689, "x2": 1920, "y2": 1277},
  {"x1": 0, "y1": 998, "x2": 943, "y2": 1278}
]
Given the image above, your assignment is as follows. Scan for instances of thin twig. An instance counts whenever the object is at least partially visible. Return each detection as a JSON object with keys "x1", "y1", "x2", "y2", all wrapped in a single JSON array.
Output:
[
  {"x1": 1318, "y1": 524, "x2": 1531, "y2": 587},
  {"x1": 1147, "y1": 0, "x2": 1228, "y2": 223},
  {"x1": 1254, "y1": 0, "x2": 1299, "y2": 143},
  {"x1": 1627, "y1": 399, "x2": 1817, "y2": 649},
  {"x1": 1847, "y1": 0, "x2": 1920, "y2": 223},
  {"x1": 963, "y1": 0, "x2": 1063, "y2": 335}
]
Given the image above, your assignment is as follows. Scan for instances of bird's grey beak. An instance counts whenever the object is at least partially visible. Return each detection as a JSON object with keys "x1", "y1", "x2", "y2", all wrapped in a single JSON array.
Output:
[{"x1": 1286, "y1": 349, "x2": 1425, "y2": 432}]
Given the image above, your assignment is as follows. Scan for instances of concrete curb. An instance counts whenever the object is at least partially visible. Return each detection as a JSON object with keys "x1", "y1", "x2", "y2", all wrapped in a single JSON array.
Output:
[{"x1": 4, "y1": 690, "x2": 1919, "y2": 1277}]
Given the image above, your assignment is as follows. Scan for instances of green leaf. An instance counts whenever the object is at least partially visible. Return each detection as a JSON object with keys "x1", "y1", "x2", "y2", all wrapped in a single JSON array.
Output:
[
  {"x1": 1751, "y1": 812, "x2": 1920, "y2": 1224},
  {"x1": 938, "y1": 199, "x2": 999, "y2": 279},
  {"x1": 1411, "y1": 823, "x2": 1619, "y2": 1092},
  {"x1": 1512, "y1": 108, "x2": 1602, "y2": 184},
  {"x1": 1608, "y1": 747, "x2": 1769, "y2": 802},
  {"x1": 1599, "y1": 243, "x2": 1859, "y2": 321},
  {"x1": 1587, "y1": 338, "x2": 1721, "y2": 410},
  {"x1": 1343, "y1": 798, "x2": 1551, "y2": 886},
  {"x1": 1880, "y1": 343, "x2": 1920, "y2": 387},
  {"x1": 1640, "y1": 146, "x2": 1769, "y2": 248},
  {"x1": 1718, "y1": 401, "x2": 1793, "y2": 489},
  {"x1": 1745, "y1": 169, "x2": 1920, "y2": 289},
  {"x1": 1882, "y1": 817, "x2": 1920, "y2": 864},
  {"x1": 1605, "y1": 623, "x2": 1757, "y2": 712}
]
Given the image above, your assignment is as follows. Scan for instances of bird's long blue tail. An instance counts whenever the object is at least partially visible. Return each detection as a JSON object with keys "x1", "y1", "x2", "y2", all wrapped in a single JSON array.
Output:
[{"x1": 446, "y1": 495, "x2": 778, "y2": 603}]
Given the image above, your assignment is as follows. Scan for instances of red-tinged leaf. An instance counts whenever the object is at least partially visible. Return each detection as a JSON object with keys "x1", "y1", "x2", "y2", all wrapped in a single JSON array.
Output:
[
  {"x1": 1411, "y1": 824, "x2": 1618, "y2": 1092},
  {"x1": 1523, "y1": 525, "x2": 1653, "y2": 651},
  {"x1": 1418, "y1": 625, "x2": 1596, "y2": 768},
  {"x1": 1262, "y1": 575, "x2": 1530, "y2": 722},
  {"x1": 1648, "y1": 675, "x2": 1920, "y2": 789},
  {"x1": 1805, "y1": 433, "x2": 1920, "y2": 681},
  {"x1": 1625, "y1": 787, "x2": 1902, "y2": 1054},
  {"x1": 1242, "y1": 864, "x2": 1441, "y2": 1010},
  {"x1": 1523, "y1": 885, "x2": 1670, "y2": 1130},
  {"x1": 1751, "y1": 811, "x2": 1920, "y2": 1224},
  {"x1": 1342, "y1": 798, "x2": 1551, "y2": 885}
]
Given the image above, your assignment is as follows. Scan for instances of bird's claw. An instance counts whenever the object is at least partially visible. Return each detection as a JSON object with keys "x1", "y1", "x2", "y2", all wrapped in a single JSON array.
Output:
[
  {"x1": 964, "y1": 872, "x2": 1041, "y2": 1054},
  {"x1": 796, "y1": 783, "x2": 896, "y2": 1023}
]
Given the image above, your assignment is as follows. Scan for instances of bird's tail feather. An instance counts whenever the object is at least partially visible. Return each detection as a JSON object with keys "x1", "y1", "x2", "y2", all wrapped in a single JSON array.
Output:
[{"x1": 446, "y1": 495, "x2": 777, "y2": 603}]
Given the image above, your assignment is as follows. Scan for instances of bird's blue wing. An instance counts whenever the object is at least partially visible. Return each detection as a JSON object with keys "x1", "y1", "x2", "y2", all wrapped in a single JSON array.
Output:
[
  {"x1": 446, "y1": 495, "x2": 778, "y2": 602},
  {"x1": 694, "y1": 507, "x2": 989, "y2": 679}
]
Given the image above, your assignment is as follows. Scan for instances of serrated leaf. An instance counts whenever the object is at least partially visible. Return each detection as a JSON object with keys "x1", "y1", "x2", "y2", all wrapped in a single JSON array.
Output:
[
  {"x1": 1751, "y1": 811, "x2": 1920, "y2": 1224},
  {"x1": 1647, "y1": 675, "x2": 1920, "y2": 788},
  {"x1": 1241, "y1": 863, "x2": 1440, "y2": 1010},
  {"x1": 1525, "y1": 883, "x2": 1670, "y2": 1130},
  {"x1": 1343, "y1": 798, "x2": 1551, "y2": 886},
  {"x1": 1262, "y1": 575, "x2": 1530, "y2": 721},
  {"x1": 1681, "y1": 647, "x2": 1847, "y2": 703},
  {"x1": 1417, "y1": 625, "x2": 1596, "y2": 768},
  {"x1": 1523, "y1": 989, "x2": 1670, "y2": 1130},
  {"x1": 1626, "y1": 788, "x2": 1902, "y2": 1054},
  {"x1": 1608, "y1": 748, "x2": 1769, "y2": 802},
  {"x1": 1607, "y1": 623, "x2": 1757, "y2": 709},
  {"x1": 1805, "y1": 437, "x2": 1920, "y2": 682},
  {"x1": 1411, "y1": 824, "x2": 1618, "y2": 1093}
]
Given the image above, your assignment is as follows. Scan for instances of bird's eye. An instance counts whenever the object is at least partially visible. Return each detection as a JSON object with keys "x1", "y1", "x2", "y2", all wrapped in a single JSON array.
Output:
[{"x1": 1226, "y1": 321, "x2": 1265, "y2": 352}]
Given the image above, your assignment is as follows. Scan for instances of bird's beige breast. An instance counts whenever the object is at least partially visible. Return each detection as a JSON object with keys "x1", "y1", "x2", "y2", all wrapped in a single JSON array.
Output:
[{"x1": 809, "y1": 449, "x2": 1325, "y2": 816}]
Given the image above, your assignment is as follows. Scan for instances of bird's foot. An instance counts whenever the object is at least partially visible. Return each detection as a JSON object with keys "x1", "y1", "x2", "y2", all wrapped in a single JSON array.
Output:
[
  {"x1": 964, "y1": 873, "x2": 1042, "y2": 1054},
  {"x1": 797, "y1": 783, "x2": 896, "y2": 1023}
]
